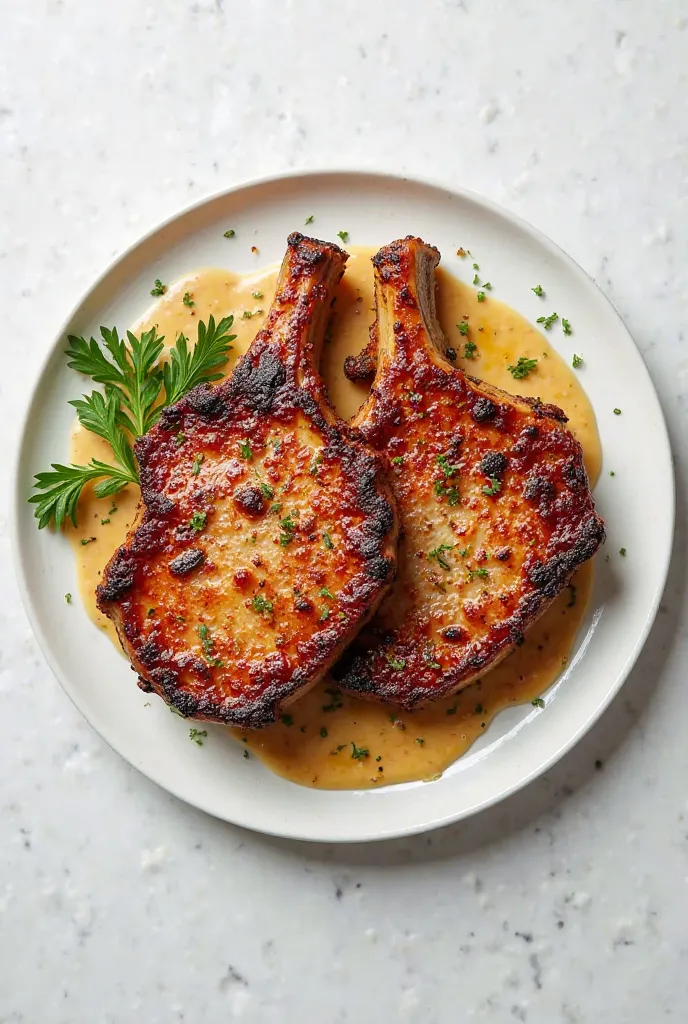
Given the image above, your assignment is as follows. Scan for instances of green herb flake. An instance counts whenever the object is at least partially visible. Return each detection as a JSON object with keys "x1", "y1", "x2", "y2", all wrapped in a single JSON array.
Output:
[
  {"x1": 238, "y1": 440, "x2": 253, "y2": 460},
  {"x1": 474, "y1": 704, "x2": 483, "y2": 715},
  {"x1": 484, "y1": 282, "x2": 492, "y2": 290},
  {"x1": 351, "y1": 742, "x2": 369, "y2": 760},
  {"x1": 269, "y1": 501, "x2": 283, "y2": 515},
  {"x1": 243, "y1": 748, "x2": 250, "y2": 759},
  {"x1": 385, "y1": 654, "x2": 406, "y2": 671},
  {"x1": 463, "y1": 340, "x2": 478, "y2": 359},
  {"x1": 251, "y1": 290, "x2": 263, "y2": 299},
  {"x1": 532, "y1": 284, "x2": 544, "y2": 297},
  {"x1": 189, "y1": 727, "x2": 207, "y2": 746},
  {"x1": 337, "y1": 230, "x2": 349, "y2": 243},
  {"x1": 64, "y1": 593, "x2": 72, "y2": 604},
  {"x1": 536, "y1": 312, "x2": 559, "y2": 330},
  {"x1": 150, "y1": 278, "x2": 167, "y2": 297},
  {"x1": 322, "y1": 532, "x2": 334, "y2": 550},
  {"x1": 562, "y1": 318, "x2": 572, "y2": 336},
  {"x1": 428, "y1": 543, "x2": 454, "y2": 570},
  {"x1": 467, "y1": 567, "x2": 489, "y2": 582},
  {"x1": 619, "y1": 547, "x2": 627, "y2": 557},
  {"x1": 319, "y1": 608, "x2": 331, "y2": 622},
  {"x1": 391, "y1": 455, "x2": 405, "y2": 466},
  {"x1": 197, "y1": 623, "x2": 223, "y2": 667},
  {"x1": 147, "y1": 607, "x2": 156, "y2": 618},
  {"x1": 572, "y1": 353, "x2": 583, "y2": 369},
  {"x1": 477, "y1": 291, "x2": 486, "y2": 302},
  {"x1": 320, "y1": 727, "x2": 328, "y2": 738},
  {"x1": 189, "y1": 510, "x2": 207, "y2": 533},
  {"x1": 330, "y1": 744, "x2": 347, "y2": 755},
  {"x1": 482, "y1": 478, "x2": 502, "y2": 496},
  {"x1": 101, "y1": 517, "x2": 110, "y2": 525},
  {"x1": 422, "y1": 645, "x2": 441, "y2": 670},
  {"x1": 305, "y1": 215, "x2": 314, "y2": 225},
  {"x1": 532, "y1": 697, "x2": 545, "y2": 709},
  {"x1": 80, "y1": 536, "x2": 96, "y2": 546},
  {"x1": 251, "y1": 594, "x2": 274, "y2": 616},
  {"x1": 223, "y1": 229, "x2": 236, "y2": 238},
  {"x1": 176, "y1": 432, "x2": 186, "y2": 446},
  {"x1": 319, "y1": 586, "x2": 335, "y2": 599},
  {"x1": 613, "y1": 408, "x2": 622, "y2": 415},
  {"x1": 182, "y1": 292, "x2": 195, "y2": 308},
  {"x1": 457, "y1": 322, "x2": 469, "y2": 337},
  {"x1": 192, "y1": 453, "x2": 204, "y2": 476},
  {"x1": 415, "y1": 737, "x2": 425, "y2": 746},
  {"x1": 473, "y1": 274, "x2": 480, "y2": 286},
  {"x1": 507, "y1": 356, "x2": 538, "y2": 379}
]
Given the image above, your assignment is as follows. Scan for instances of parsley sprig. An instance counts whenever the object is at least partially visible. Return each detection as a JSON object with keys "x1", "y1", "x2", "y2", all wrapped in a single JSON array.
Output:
[{"x1": 30, "y1": 316, "x2": 235, "y2": 529}]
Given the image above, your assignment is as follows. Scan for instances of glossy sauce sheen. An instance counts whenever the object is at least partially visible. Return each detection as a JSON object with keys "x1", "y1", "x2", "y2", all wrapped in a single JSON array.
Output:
[{"x1": 67, "y1": 247, "x2": 601, "y2": 787}]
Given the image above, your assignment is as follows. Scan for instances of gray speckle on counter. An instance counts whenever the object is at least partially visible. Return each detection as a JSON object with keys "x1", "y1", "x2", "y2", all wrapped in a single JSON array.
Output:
[{"x1": 2, "y1": 0, "x2": 688, "y2": 1021}]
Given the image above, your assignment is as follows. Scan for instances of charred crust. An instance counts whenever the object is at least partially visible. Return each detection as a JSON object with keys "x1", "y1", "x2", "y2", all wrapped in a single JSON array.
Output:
[
  {"x1": 494, "y1": 547, "x2": 512, "y2": 561},
  {"x1": 529, "y1": 514, "x2": 606, "y2": 598},
  {"x1": 523, "y1": 475, "x2": 556, "y2": 502},
  {"x1": 96, "y1": 549, "x2": 137, "y2": 604},
  {"x1": 169, "y1": 548, "x2": 205, "y2": 577},
  {"x1": 233, "y1": 485, "x2": 266, "y2": 517},
  {"x1": 365, "y1": 556, "x2": 396, "y2": 582},
  {"x1": 441, "y1": 626, "x2": 466, "y2": 641},
  {"x1": 229, "y1": 349, "x2": 287, "y2": 413},
  {"x1": 471, "y1": 397, "x2": 497, "y2": 422},
  {"x1": 344, "y1": 348, "x2": 376, "y2": 381},
  {"x1": 480, "y1": 451, "x2": 508, "y2": 478}
]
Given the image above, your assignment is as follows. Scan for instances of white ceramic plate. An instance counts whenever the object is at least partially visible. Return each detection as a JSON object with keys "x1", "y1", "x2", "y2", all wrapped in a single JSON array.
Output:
[{"x1": 13, "y1": 171, "x2": 674, "y2": 842}]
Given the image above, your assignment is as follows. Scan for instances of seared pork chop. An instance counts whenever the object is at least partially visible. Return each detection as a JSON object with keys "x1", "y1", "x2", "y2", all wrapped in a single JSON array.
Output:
[
  {"x1": 334, "y1": 236, "x2": 604, "y2": 708},
  {"x1": 97, "y1": 233, "x2": 399, "y2": 728}
]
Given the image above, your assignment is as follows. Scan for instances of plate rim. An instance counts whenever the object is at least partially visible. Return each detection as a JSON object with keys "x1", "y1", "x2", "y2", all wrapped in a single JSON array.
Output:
[{"x1": 11, "y1": 168, "x2": 676, "y2": 842}]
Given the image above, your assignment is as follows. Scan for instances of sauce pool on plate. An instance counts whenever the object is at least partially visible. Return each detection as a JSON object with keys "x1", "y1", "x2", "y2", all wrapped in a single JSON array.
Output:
[{"x1": 65, "y1": 246, "x2": 601, "y2": 788}]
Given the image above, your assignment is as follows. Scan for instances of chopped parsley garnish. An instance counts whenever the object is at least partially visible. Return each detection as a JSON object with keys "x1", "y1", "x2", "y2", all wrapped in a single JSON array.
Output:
[
  {"x1": 532, "y1": 284, "x2": 544, "y2": 297},
  {"x1": 473, "y1": 274, "x2": 480, "y2": 286},
  {"x1": 385, "y1": 654, "x2": 406, "y2": 670},
  {"x1": 483, "y1": 282, "x2": 492, "y2": 290},
  {"x1": 609, "y1": 471, "x2": 615, "y2": 477},
  {"x1": 80, "y1": 536, "x2": 96, "y2": 545},
  {"x1": 463, "y1": 340, "x2": 478, "y2": 359},
  {"x1": 613, "y1": 408, "x2": 622, "y2": 415},
  {"x1": 281, "y1": 714, "x2": 294, "y2": 726},
  {"x1": 242, "y1": 748, "x2": 250, "y2": 759},
  {"x1": 435, "y1": 453, "x2": 460, "y2": 505},
  {"x1": 251, "y1": 594, "x2": 274, "y2": 616},
  {"x1": 337, "y1": 230, "x2": 349, "y2": 243},
  {"x1": 437, "y1": 453, "x2": 459, "y2": 477},
  {"x1": 320, "y1": 727, "x2": 328, "y2": 738},
  {"x1": 197, "y1": 624, "x2": 223, "y2": 667},
  {"x1": 473, "y1": 262, "x2": 479, "y2": 270},
  {"x1": 259, "y1": 482, "x2": 274, "y2": 499},
  {"x1": 279, "y1": 511, "x2": 298, "y2": 546},
  {"x1": 572, "y1": 353, "x2": 583, "y2": 369},
  {"x1": 319, "y1": 608, "x2": 331, "y2": 622},
  {"x1": 351, "y1": 742, "x2": 369, "y2": 760},
  {"x1": 182, "y1": 292, "x2": 195, "y2": 308},
  {"x1": 482, "y1": 478, "x2": 502, "y2": 496},
  {"x1": 536, "y1": 312, "x2": 559, "y2": 330},
  {"x1": 531, "y1": 697, "x2": 545, "y2": 709},
  {"x1": 305, "y1": 215, "x2": 314, "y2": 225},
  {"x1": 101, "y1": 517, "x2": 110, "y2": 525},
  {"x1": 269, "y1": 501, "x2": 283, "y2": 514},
  {"x1": 562, "y1": 318, "x2": 572, "y2": 336},
  {"x1": 458, "y1": 545, "x2": 471, "y2": 558},
  {"x1": 508, "y1": 356, "x2": 538, "y2": 379},
  {"x1": 147, "y1": 607, "x2": 156, "y2": 617},
  {"x1": 467, "y1": 567, "x2": 489, "y2": 581},
  {"x1": 251, "y1": 290, "x2": 263, "y2": 299},
  {"x1": 150, "y1": 279, "x2": 166, "y2": 297},
  {"x1": 428, "y1": 544, "x2": 454, "y2": 570},
  {"x1": 189, "y1": 510, "x2": 207, "y2": 532},
  {"x1": 189, "y1": 727, "x2": 207, "y2": 746},
  {"x1": 241, "y1": 309, "x2": 263, "y2": 319},
  {"x1": 422, "y1": 646, "x2": 441, "y2": 670},
  {"x1": 415, "y1": 737, "x2": 425, "y2": 746},
  {"x1": 64, "y1": 593, "x2": 72, "y2": 603},
  {"x1": 238, "y1": 440, "x2": 253, "y2": 460},
  {"x1": 319, "y1": 586, "x2": 335, "y2": 599},
  {"x1": 457, "y1": 322, "x2": 469, "y2": 336},
  {"x1": 477, "y1": 291, "x2": 486, "y2": 302},
  {"x1": 322, "y1": 532, "x2": 334, "y2": 550},
  {"x1": 223, "y1": 229, "x2": 235, "y2": 238},
  {"x1": 331, "y1": 744, "x2": 347, "y2": 755},
  {"x1": 391, "y1": 456, "x2": 405, "y2": 466},
  {"x1": 176, "y1": 432, "x2": 186, "y2": 445},
  {"x1": 619, "y1": 547, "x2": 627, "y2": 557},
  {"x1": 310, "y1": 453, "x2": 324, "y2": 475},
  {"x1": 192, "y1": 453, "x2": 204, "y2": 476}
]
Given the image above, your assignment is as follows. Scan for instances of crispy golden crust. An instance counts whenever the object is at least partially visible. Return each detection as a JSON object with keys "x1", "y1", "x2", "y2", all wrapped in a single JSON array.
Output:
[
  {"x1": 97, "y1": 234, "x2": 399, "y2": 728},
  {"x1": 334, "y1": 236, "x2": 605, "y2": 709}
]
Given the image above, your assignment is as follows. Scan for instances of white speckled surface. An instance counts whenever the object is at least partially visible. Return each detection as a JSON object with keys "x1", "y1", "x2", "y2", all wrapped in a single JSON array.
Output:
[{"x1": 2, "y1": 1, "x2": 687, "y2": 1020}]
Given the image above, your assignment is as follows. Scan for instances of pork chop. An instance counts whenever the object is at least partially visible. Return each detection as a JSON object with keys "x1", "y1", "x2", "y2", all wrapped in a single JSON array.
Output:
[
  {"x1": 97, "y1": 233, "x2": 399, "y2": 728},
  {"x1": 334, "y1": 236, "x2": 605, "y2": 708}
]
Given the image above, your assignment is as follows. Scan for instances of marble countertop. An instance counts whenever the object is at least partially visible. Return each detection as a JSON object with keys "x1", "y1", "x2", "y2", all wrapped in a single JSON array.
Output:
[{"x1": 2, "y1": 1, "x2": 687, "y2": 1020}]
